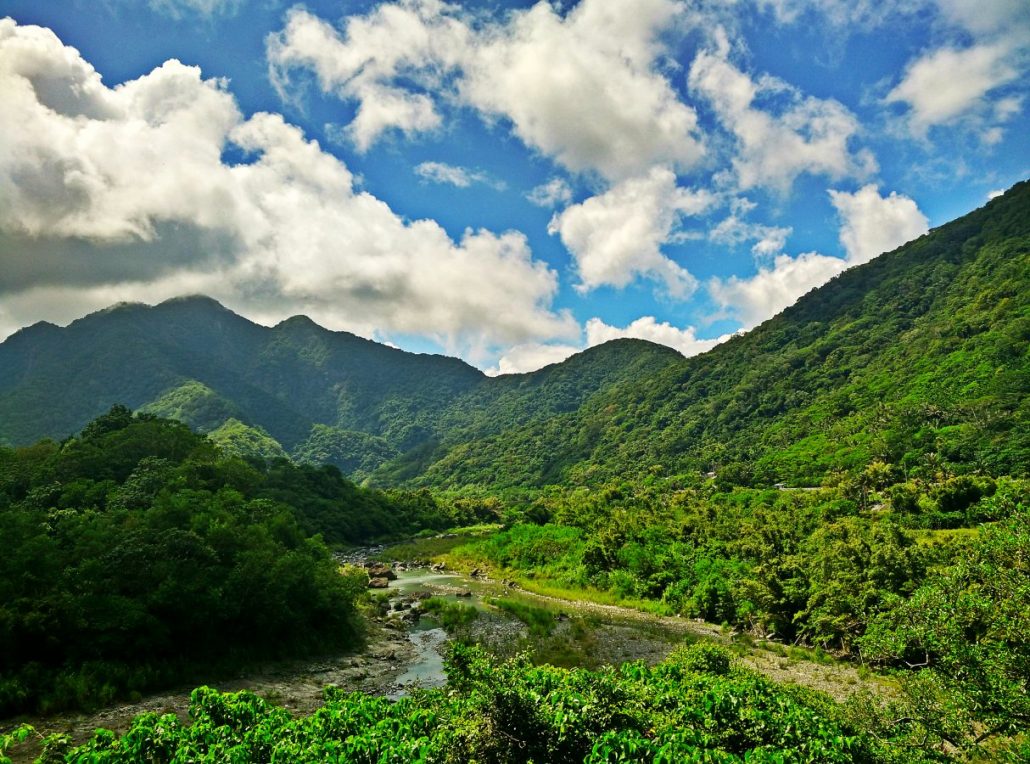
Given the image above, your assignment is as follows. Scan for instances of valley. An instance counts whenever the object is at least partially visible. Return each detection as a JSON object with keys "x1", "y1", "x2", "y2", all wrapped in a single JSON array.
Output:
[
  {"x1": 0, "y1": 183, "x2": 1027, "y2": 761},
  {"x1": 4, "y1": 555, "x2": 891, "y2": 763}
]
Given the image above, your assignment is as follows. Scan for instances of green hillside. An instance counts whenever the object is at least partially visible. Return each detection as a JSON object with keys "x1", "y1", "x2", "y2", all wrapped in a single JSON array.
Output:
[
  {"x1": 387, "y1": 180, "x2": 1030, "y2": 490},
  {"x1": 0, "y1": 182, "x2": 1026, "y2": 489},
  {"x1": 0, "y1": 296, "x2": 486, "y2": 463}
]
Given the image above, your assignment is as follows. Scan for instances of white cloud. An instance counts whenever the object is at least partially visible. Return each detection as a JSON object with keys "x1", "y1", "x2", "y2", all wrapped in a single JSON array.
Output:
[
  {"x1": 547, "y1": 167, "x2": 714, "y2": 297},
  {"x1": 933, "y1": 0, "x2": 1030, "y2": 36},
  {"x1": 268, "y1": 0, "x2": 705, "y2": 181},
  {"x1": 708, "y1": 184, "x2": 929, "y2": 328},
  {"x1": 488, "y1": 315, "x2": 731, "y2": 374},
  {"x1": 487, "y1": 341, "x2": 581, "y2": 375},
  {"x1": 585, "y1": 316, "x2": 732, "y2": 357},
  {"x1": 414, "y1": 161, "x2": 500, "y2": 189},
  {"x1": 755, "y1": 0, "x2": 902, "y2": 27},
  {"x1": 886, "y1": 41, "x2": 1021, "y2": 136},
  {"x1": 267, "y1": 5, "x2": 464, "y2": 151},
  {"x1": 0, "y1": 19, "x2": 577, "y2": 363},
  {"x1": 709, "y1": 252, "x2": 847, "y2": 328},
  {"x1": 987, "y1": 188, "x2": 1006, "y2": 200},
  {"x1": 755, "y1": 0, "x2": 1029, "y2": 34},
  {"x1": 527, "y1": 177, "x2": 573, "y2": 208},
  {"x1": 688, "y1": 43, "x2": 875, "y2": 191},
  {"x1": 709, "y1": 213, "x2": 792, "y2": 258},
  {"x1": 828, "y1": 184, "x2": 929, "y2": 264}
]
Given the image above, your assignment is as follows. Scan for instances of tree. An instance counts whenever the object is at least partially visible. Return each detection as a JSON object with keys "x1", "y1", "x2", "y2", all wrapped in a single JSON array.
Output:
[{"x1": 861, "y1": 509, "x2": 1030, "y2": 750}]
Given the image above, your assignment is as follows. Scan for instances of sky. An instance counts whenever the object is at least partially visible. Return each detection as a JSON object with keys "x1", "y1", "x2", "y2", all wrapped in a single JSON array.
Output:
[{"x1": 0, "y1": 0, "x2": 1027, "y2": 374}]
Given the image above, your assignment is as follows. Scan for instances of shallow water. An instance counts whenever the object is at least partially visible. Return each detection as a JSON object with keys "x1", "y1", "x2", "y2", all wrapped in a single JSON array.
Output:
[
  {"x1": 383, "y1": 568, "x2": 496, "y2": 695},
  {"x1": 388, "y1": 621, "x2": 449, "y2": 698}
]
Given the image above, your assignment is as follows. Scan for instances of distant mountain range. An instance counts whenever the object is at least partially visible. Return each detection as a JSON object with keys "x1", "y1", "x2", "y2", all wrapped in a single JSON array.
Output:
[{"x1": 2, "y1": 181, "x2": 1027, "y2": 489}]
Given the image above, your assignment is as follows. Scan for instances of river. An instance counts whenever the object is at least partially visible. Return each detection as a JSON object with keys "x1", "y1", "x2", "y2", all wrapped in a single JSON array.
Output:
[{"x1": 2, "y1": 561, "x2": 884, "y2": 761}]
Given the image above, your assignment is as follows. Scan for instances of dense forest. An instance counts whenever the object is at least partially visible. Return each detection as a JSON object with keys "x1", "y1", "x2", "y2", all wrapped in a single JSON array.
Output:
[
  {"x1": 0, "y1": 182, "x2": 1027, "y2": 761},
  {"x1": 0, "y1": 183, "x2": 1026, "y2": 495},
  {"x1": 0, "y1": 643, "x2": 962, "y2": 763},
  {"x1": 0, "y1": 407, "x2": 494, "y2": 716}
]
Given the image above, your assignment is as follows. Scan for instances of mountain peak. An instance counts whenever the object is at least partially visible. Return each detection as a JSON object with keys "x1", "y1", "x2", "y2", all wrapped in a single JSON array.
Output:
[{"x1": 157, "y1": 295, "x2": 236, "y2": 313}]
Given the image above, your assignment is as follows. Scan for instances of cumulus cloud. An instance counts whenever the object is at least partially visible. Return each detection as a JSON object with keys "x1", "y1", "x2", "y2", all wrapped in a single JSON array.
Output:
[
  {"x1": 488, "y1": 341, "x2": 581, "y2": 375},
  {"x1": 267, "y1": 4, "x2": 463, "y2": 151},
  {"x1": 527, "y1": 177, "x2": 573, "y2": 208},
  {"x1": 547, "y1": 167, "x2": 714, "y2": 297},
  {"x1": 828, "y1": 184, "x2": 929, "y2": 264},
  {"x1": 688, "y1": 42, "x2": 875, "y2": 191},
  {"x1": 414, "y1": 161, "x2": 501, "y2": 189},
  {"x1": 488, "y1": 315, "x2": 731, "y2": 374},
  {"x1": 585, "y1": 316, "x2": 732, "y2": 357},
  {"x1": 268, "y1": 0, "x2": 704, "y2": 181},
  {"x1": 0, "y1": 19, "x2": 576, "y2": 362},
  {"x1": 709, "y1": 252, "x2": 847, "y2": 328},
  {"x1": 886, "y1": 41, "x2": 1021, "y2": 136},
  {"x1": 708, "y1": 185, "x2": 928, "y2": 327}
]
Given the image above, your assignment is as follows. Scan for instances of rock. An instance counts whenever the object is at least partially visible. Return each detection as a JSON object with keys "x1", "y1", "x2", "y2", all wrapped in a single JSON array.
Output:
[
  {"x1": 368, "y1": 577, "x2": 390, "y2": 589},
  {"x1": 456, "y1": 589, "x2": 473, "y2": 598},
  {"x1": 367, "y1": 564, "x2": 397, "y2": 580},
  {"x1": 469, "y1": 568, "x2": 481, "y2": 577}
]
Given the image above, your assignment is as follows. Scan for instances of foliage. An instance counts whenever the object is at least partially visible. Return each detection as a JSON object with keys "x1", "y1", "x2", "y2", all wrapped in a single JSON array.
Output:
[
  {"x1": 451, "y1": 482, "x2": 944, "y2": 650},
  {"x1": 207, "y1": 418, "x2": 289, "y2": 462},
  {"x1": 2, "y1": 645, "x2": 930, "y2": 763},
  {"x1": 292, "y1": 424, "x2": 397, "y2": 479},
  {"x1": 861, "y1": 509, "x2": 1030, "y2": 751},
  {"x1": 0, "y1": 408, "x2": 458, "y2": 716}
]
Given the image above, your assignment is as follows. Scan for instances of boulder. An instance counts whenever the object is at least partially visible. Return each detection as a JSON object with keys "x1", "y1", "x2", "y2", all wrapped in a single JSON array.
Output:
[
  {"x1": 368, "y1": 577, "x2": 390, "y2": 589},
  {"x1": 367, "y1": 564, "x2": 397, "y2": 580}
]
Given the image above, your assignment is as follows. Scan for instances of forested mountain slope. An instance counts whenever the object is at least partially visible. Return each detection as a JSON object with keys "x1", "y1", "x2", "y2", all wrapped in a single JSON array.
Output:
[
  {"x1": 0, "y1": 182, "x2": 1026, "y2": 490},
  {"x1": 0, "y1": 297, "x2": 480, "y2": 454},
  {"x1": 0, "y1": 298, "x2": 681, "y2": 480},
  {"x1": 391, "y1": 181, "x2": 1029, "y2": 489}
]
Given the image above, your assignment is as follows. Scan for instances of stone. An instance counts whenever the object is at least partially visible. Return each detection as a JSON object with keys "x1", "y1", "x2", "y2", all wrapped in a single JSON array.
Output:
[{"x1": 367, "y1": 564, "x2": 397, "y2": 580}]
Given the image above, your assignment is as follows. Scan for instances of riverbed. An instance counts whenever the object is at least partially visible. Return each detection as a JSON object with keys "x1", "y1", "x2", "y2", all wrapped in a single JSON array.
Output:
[{"x1": 2, "y1": 561, "x2": 885, "y2": 761}]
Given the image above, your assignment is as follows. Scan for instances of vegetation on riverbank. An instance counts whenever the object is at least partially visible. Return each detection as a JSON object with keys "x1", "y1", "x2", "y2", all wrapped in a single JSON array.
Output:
[
  {"x1": 0, "y1": 409, "x2": 491, "y2": 717},
  {"x1": 4, "y1": 643, "x2": 969, "y2": 764},
  {"x1": 422, "y1": 480, "x2": 1030, "y2": 756}
]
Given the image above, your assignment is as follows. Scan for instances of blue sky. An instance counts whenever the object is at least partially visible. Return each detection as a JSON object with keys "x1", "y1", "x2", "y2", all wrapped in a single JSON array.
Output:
[{"x1": 1, "y1": 0, "x2": 1027, "y2": 372}]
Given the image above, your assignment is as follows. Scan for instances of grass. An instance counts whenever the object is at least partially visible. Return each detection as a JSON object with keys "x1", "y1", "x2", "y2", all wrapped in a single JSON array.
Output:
[
  {"x1": 439, "y1": 550, "x2": 678, "y2": 617},
  {"x1": 374, "y1": 524, "x2": 502, "y2": 562},
  {"x1": 486, "y1": 597, "x2": 556, "y2": 637},
  {"x1": 422, "y1": 598, "x2": 479, "y2": 633}
]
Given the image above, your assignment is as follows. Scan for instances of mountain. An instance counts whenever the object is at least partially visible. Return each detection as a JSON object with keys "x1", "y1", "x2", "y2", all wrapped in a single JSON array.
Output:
[
  {"x1": 0, "y1": 295, "x2": 486, "y2": 463},
  {"x1": 0, "y1": 182, "x2": 1026, "y2": 488},
  {"x1": 0, "y1": 295, "x2": 681, "y2": 480},
  {"x1": 400, "y1": 181, "x2": 1029, "y2": 489}
]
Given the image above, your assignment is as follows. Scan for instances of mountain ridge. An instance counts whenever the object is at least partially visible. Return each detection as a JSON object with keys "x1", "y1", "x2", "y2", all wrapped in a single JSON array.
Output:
[{"x1": 0, "y1": 181, "x2": 1026, "y2": 488}]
